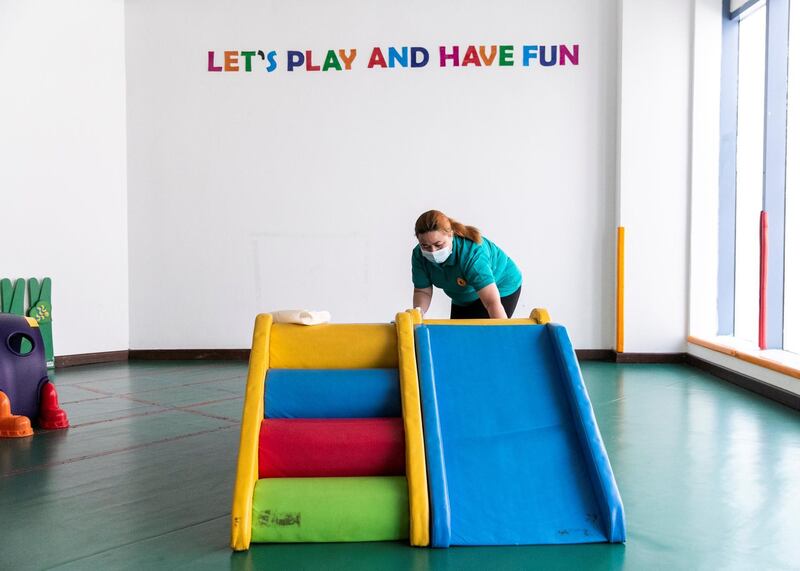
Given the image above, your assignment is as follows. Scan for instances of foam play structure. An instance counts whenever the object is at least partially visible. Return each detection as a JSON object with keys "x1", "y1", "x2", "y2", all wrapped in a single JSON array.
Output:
[
  {"x1": 231, "y1": 309, "x2": 625, "y2": 550},
  {"x1": 0, "y1": 314, "x2": 69, "y2": 437}
]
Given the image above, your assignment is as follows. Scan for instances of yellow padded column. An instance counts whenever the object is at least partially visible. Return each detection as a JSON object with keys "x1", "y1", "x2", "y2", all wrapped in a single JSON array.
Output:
[
  {"x1": 531, "y1": 308, "x2": 551, "y2": 324},
  {"x1": 231, "y1": 313, "x2": 272, "y2": 551},
  {"x1": 407, "y1": 308, "x2": 423, "y2": 325},
  {"x1": 395, "y1": 312, "x2": 430, "y2": 546}
]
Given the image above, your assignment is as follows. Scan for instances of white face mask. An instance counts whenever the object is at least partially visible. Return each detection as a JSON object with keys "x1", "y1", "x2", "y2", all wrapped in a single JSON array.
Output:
[{"x1": 421, "y1": 245, "x2": 452, "y2": 264}]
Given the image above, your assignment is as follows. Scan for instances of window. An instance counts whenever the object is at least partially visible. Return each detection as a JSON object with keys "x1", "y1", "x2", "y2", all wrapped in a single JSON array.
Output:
[
  {"x1": 720, "y1": 0, "x2": 797, "y2": 355},
  {"x1": 785, "y1": 0, "x2": 800, "y2": 353},
  {"x1": 734, "y1": 5, "x2": 767, "y2": 344}
]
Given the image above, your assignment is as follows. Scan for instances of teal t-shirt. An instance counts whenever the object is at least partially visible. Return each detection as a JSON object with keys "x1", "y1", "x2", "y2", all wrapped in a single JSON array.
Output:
[{"x1": 411, "y1": 236, "x2": 523, "y2": 306}]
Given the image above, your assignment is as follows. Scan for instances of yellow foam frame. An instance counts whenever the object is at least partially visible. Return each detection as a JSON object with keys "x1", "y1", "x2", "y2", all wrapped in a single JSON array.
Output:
[
  {"x1": 408, "y1": 307, "x2": 550, "y2": 326},
  {"x1": 395, "y1": 312, "x2": 430, "y2": 546},
  {"x1": 231, "y1": 313, "x2": 272, "y2": 551},
  {"x1": 232, "y1": 315, "x2": 428, "y2": 549}
]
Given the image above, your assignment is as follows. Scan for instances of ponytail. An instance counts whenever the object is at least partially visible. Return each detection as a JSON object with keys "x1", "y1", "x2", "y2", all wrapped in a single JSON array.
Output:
[
  {"x1": 414, "y1": 210, "x2": 483, "y2": 244},
  {"x1": 448, "y1": 218, "x2": 482, "y2": 244}
]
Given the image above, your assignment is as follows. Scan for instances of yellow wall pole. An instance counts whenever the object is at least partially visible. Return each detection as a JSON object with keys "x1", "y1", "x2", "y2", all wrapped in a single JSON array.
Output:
[{"x1": 616, "y1": 227, "x2": 625, "y2": 353}]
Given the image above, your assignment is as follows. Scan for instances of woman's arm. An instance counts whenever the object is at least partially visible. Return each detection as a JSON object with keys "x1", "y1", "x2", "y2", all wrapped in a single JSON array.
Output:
[
  {"x1": 413, "y1": 287, "x2": 433, "y2": 315},
  {"x1": 477, "y1": 283, "x2": 507, "y2": 319}
]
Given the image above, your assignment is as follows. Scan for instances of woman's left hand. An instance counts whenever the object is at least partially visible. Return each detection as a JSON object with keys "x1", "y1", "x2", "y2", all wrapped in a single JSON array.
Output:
[{"x1": 477, "y1": 284, "x2": 507, "y2": 319}]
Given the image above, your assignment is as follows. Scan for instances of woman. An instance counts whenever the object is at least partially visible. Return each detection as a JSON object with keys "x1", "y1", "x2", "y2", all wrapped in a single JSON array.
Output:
[{"x1": 412, "y1": 210, "x2": 522, "y2": 319}]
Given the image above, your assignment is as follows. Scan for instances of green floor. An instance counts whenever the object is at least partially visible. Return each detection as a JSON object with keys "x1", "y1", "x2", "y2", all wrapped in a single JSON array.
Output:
[{"x1": 1, "y1": 360, "x2": 798, "y2": 570}]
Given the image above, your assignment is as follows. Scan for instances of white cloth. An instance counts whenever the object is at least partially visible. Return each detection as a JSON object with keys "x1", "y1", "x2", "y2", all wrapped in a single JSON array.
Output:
[{"x1": 271, "y1": 309, "x2": 331, "y2": 326}]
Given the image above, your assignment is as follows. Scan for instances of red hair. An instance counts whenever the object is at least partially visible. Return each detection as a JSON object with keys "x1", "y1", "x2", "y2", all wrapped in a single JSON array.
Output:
[{"x1": 414, "y1": 210, "x2": 482, "y2": 244}]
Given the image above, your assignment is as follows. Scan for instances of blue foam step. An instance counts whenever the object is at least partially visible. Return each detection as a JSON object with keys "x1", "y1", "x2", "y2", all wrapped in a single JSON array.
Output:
[{"x1": 265, "y1": 368, "x2": 401, "y2": 419}]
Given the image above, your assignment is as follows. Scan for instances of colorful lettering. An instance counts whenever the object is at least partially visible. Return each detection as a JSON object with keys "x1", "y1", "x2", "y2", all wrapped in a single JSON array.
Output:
[
  {"x1": 499, "y1": 45, "x2": 514, "y2": 66},
  {"x1": 462, "y1": 45, "x2": 480, "y2": 66},
  {"x1": 368, "y1": 47, "x2": 388, "y2": 68},
  {"x1": 522, "y1": 45, "x2": 538, "y2": 66},
  {"x1": 540, "y1": 45, "x2": 557, "y2": 67},
  {"x1": 323, "y1": 50, "x2": 342, "y2": 71},
  {"x1": 339, "y1": 49, "x2": 357, "y2": 70},
  {"x1": 411, "y1": 47, "x2": 429, "y2": 68},
  {"x1": 388, "y1": 46, "x2": 408, "y2": 68},
  {"x1": 287, "y1": 50, "x2": 304, "y2": 71},
  {"x1": 206, "y1": 43, "x2": 580, "y2": 74},
  {"x1": 559, "y1": 44, "x2": 579, "y2": 66},
  {"x1": 241, "y1": 51, "x2": 256, "y2": 72},
  {"x1": 224, "y1": 51, "x2": 238, "y2": 71},
  {"x1": 479, "y1": 45, "x2": 497, "y2": 66},
  {"x1": 260, "y1": 50, "x2": 278, "y2": 72},
  {"x1": 207, "y1": 51, "x2": 222, "y2": 72},
  {"x1": 439, "y1": 45, "x2": 459, "y2": 67},
  {"x1": 305, "y1": 50, "x2": 320, "y2": 71}
]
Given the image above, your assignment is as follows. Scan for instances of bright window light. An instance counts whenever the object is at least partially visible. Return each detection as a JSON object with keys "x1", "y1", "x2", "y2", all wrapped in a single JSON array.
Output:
[
  {"x1": 734, "y1": 5, "x2": 767, "y2": 344},
  {"x1": 785, "y1": 1, "x2": 800, "y2": 354}
]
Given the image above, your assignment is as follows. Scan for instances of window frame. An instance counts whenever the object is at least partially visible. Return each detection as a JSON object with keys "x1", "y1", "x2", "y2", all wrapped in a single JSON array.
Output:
[{"x1": 719, "y1": 0, "x2": 789, "y2": 350}]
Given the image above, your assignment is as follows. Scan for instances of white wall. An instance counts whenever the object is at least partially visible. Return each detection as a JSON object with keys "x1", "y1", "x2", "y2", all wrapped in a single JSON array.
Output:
[
  {"x1": 0, "y1": 1, "x2": 701, "y2": 355},
  {"x1": 0, "y1": 0, "x2": 129, "y2": 356},
  {"x1": 617, "y1": 0, "x2": 694, "y2": 352},
  {"x1": 689, "y1": 0, "x2": 722, "y2": 339},
  {"x1": 125, "y1": 0, "x2": 620, "y2": 350}
]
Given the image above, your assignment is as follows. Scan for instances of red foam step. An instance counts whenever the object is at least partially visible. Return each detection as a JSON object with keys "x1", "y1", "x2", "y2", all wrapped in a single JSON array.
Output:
[{"x1": 259, "y1": 417, "x2": 405, "y2": 478}]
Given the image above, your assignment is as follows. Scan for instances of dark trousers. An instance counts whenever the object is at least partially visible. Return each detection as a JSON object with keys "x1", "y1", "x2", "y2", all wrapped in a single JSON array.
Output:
[{"x1": 450, "y1": 286, "x2": 522, "y2": 319}]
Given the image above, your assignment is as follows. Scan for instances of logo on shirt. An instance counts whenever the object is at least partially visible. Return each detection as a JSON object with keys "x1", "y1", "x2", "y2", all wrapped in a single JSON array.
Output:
[{"x1": 456, "y1": 277, "x2": 467, "y2": 287}]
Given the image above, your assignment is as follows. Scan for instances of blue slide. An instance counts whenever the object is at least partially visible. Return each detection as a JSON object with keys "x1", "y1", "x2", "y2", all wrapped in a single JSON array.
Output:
[{"x1": 415, "y1": 323, "x2": 626, "y2": 546}]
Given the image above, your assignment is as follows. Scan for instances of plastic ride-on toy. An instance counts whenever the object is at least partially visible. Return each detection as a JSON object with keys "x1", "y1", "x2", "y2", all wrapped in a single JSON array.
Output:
[{"x1": 0, "y1": 314, "x2": 68, "y2": 437}]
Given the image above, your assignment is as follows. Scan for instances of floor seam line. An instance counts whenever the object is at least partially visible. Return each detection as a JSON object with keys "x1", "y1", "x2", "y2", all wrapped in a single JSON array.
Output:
[
  {"x1": 48, "y1": 514, "x2": 231, "y2": 569},
  {"x1": 1, "y1": 425, "x2": 237, "y2": 479}
]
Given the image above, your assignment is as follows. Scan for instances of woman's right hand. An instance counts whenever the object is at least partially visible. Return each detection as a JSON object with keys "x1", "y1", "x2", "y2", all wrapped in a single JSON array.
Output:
[{"x1": 413, "y1": 287, "x2": 432, "y2": 316}]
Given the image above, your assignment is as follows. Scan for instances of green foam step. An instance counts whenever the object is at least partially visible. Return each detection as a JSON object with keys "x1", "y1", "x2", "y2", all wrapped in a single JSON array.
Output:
[{"x1": 251, "y1": 476, "x2": 409, "y2": 543}]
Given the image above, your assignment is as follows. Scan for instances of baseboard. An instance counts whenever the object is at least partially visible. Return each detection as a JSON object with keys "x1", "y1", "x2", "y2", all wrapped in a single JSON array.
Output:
[
  {"x1": 55, "y1": 350, "x2": 129, "y2": 368},
  {"x1": 614, "y1": 352, "x2": 687, "y2": 364},
  {"x1": 576, "y1": 350, "x2": 615, "y2": 361},
  {"x1": 575, "y1": 350, "x2": 687, "y2": 363},
  {"x1": 51, "y1": 347, "x2": 799, "y2": 411},
  {"x1": 54, "y1": 348, "x2": 686, "y2": 366},
  {"x1": 686, "y1": 354, "x2": 800, "y2": 411},
  {"x1": 128, "y1": 349, "x2": 250, "y2": 361}
]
